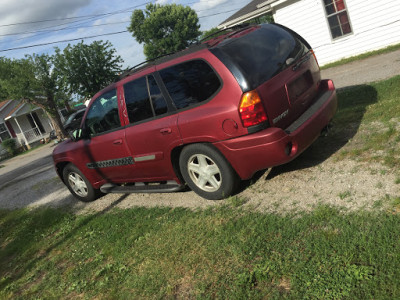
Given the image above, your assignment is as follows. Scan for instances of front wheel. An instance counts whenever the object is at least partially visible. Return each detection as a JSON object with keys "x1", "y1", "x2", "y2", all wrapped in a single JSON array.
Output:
[
  {"x1": 63, "y1": 163, "x2": 102, "y2": 202},
  {"x1": 179, "y1": 144, "x2": 239, "y2": 200}
]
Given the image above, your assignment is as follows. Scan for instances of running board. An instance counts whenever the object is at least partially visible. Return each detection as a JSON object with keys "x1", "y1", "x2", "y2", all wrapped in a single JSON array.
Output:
[{"x1": 100, "y1": 182, "x2": 184, "y2": 194}]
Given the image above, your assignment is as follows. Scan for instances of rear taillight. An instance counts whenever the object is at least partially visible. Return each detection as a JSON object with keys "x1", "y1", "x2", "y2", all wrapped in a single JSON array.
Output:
[
  {"x1": 310, "y1": 49, "x2": 319, "y2": 68},
  {"x1": 239, "y1": 90, "x2": 268, "y2": 128}
]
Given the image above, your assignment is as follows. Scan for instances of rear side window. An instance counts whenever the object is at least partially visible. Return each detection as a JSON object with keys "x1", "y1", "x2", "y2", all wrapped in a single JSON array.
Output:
[
  {"x1": 159, "y1": 60, "x2": 221, "y2": 110},
  {"x1": 212, "y1": 24, "x2": 309, "y2": 89},
  {"x1": 124, "y1": 75, "x2": 168, "y2": 124}
]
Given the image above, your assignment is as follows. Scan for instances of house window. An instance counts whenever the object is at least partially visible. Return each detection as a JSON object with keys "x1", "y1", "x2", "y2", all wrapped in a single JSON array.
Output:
[
  {"x1": 0, "y1": 123, "x2": 11, "y2": 142},
  {"x1": 323, "y1": 0, "x2": 352, "y2": 39}
]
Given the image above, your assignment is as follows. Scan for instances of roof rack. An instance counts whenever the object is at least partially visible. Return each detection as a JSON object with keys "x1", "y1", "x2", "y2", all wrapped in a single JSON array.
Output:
[
  {"x1": 119, "y1": 23, "x2": 253, "y2": 80},
  {"x1": 118, "y1": 43, "x2": 208, "y2": 79},
  {"x1": 119, "y1": 51, "x2": 175, "y2": 79},
  {"x1": 197, "y1": 23, "x2": 251, "y2": 44}
]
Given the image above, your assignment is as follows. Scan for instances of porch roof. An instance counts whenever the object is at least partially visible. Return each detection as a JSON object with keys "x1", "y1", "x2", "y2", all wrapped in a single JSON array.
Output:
[
  {"x1": 4, "y1": 101, "x2": 40, "y2": 121},
  {"x1": 0, "y1": 100, "x2": 12, "y2": 112}
]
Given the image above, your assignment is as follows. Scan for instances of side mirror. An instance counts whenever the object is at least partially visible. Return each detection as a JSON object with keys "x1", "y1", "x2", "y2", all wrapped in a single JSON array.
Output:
[
  {"x1": 69, "y1": 128, "x2": 90, "y2": 141},
  {"x1": 69, "y1": 129, "x2": 81, "y2": 142},
  {"x1": 80, "y1": 127, "x2": 91, "y2": 140}
]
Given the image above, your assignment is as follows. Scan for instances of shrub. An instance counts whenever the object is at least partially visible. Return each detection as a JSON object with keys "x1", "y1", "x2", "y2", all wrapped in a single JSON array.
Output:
[{"x1": 2, "y1": 138, "x2": 17, "y2": 155}]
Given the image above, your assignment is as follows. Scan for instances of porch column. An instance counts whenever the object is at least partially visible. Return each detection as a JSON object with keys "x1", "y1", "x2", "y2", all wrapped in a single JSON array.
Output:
[
  {"x1": 14, "y1": 117, "x2": 30, "y2": 150},
  {"x1": 30, "y1": 112, "x2": 41, "y2": 135},
  {"x1": 45, "y1": 111, "x2": 54, "y2": 130}
]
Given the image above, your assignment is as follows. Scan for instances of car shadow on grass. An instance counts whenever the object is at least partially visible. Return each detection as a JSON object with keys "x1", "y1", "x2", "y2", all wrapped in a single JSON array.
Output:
[
  {"x1": 0, "y1": 194, "x2": 129, "y2": 291},
  {"x1": 241, "y1": 84, "x2": 378, "y2": 187}
]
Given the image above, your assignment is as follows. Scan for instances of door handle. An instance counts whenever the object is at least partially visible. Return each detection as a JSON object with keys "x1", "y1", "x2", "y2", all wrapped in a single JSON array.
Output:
[
  {"x1": 160, "y1": 128, "x2": 172, "y2": 135},
  {"x1": 113, "y1": 139, "x2": 123, "y2": 145}
]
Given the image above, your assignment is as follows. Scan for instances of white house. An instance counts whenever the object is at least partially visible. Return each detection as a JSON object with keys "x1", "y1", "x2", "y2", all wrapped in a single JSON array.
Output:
[
  {"x1": 0, "y1": 100, "x2": 54, "y2": 155},
  {"x1": 218, "y1": 0, "x2": 400, "y2": 66}
]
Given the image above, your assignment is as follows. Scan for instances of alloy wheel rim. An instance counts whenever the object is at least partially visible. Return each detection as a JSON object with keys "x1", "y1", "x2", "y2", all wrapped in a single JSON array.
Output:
[
  {"x1": 187, "y1": 154, "x2": 222, "y2": 192},
  {"x1": 68, "y1": 172, "x2": 89, "y2": 197}
]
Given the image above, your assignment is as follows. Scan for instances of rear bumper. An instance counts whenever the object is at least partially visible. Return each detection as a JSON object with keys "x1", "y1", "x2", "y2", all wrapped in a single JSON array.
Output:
[{"x1": 214, "y1": 79, "x2": 337, "y2": 179}]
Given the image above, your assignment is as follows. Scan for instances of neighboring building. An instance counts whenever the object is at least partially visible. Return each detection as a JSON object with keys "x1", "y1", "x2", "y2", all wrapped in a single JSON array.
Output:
[
  {"x1": 0, "y1": 100, "x2": 54, "y2": 155},
  {"x1": 219, "y1": 0, "x2": 400, "y2": 65}
]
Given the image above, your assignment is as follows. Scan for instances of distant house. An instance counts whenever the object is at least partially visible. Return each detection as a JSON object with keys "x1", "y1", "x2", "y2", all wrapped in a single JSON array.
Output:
[
  {"x1": 0, "y1": 100, "x2": 54, "y2": 155},
  {"x1": 219, "y1": 0, "x2": 400, "y2": 65}
]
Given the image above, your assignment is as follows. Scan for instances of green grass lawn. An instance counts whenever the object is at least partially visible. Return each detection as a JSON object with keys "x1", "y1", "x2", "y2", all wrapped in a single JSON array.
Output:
[
  {"x1": 1, "y1": 205, "x2": 400, "y2": 299},
  {"x1": 332, "y1": 75, "x2": 400, "y2": 169},
  {"x1": 1, "y1": 76, "x2": 400, "y2": 299}
]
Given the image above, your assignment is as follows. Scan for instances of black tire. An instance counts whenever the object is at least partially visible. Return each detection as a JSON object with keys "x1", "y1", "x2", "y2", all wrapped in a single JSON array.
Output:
[
  {"x1": 62, "y1": 163, "x2": 102, "y2": 202},
  {"x1": 179, "y1": 144, "x2": 239, "y2": 200}
]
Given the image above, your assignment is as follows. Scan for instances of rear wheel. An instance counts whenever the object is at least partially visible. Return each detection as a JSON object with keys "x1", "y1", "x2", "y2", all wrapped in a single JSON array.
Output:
[
  {"x1": 179, "y1": 144, "x2": 239, "y2": 200},
  {"x1": 63, "y1": 163, "x2": 102, "y2": 202}
]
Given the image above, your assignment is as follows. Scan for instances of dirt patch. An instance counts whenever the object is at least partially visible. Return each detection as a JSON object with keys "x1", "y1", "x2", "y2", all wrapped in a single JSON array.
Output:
[
  {"x1": 0, "y1": 133, "x2": 398, "y2": 215},
  {"x1": 239, "y1": 157, "x2": 398, "y2": 214},
  {"x1": 65, "y1": 153, "x2": 398, "y2": 216}
]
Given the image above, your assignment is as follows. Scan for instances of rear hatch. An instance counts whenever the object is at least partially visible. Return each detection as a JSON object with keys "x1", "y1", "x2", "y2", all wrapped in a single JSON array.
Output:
[{"x1": 210, "y1": 24, "x2": 321, "y2": 130}]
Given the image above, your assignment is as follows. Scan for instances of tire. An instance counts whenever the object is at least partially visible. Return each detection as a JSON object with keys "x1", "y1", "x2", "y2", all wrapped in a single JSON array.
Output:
[
  {"x1": 62, "y1": 163, "x2": 102, "y2": 202},
  {"x1": 179, "y1": 144, "x2": 239, "y2": 200}
]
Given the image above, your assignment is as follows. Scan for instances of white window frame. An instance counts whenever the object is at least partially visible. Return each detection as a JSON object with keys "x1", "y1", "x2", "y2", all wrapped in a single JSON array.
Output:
[
  {"x1": 0, "y1": 122, "x2": 11, "y2": 142},
  {"x1": 323, "y1": 0, "x2": 353, "y2": 40}
]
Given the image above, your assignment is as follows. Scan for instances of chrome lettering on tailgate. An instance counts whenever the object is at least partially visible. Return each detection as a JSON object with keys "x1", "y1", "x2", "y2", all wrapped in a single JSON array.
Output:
[{"x1": 272, "y1": 109, "x2": 289, "y2": 124}]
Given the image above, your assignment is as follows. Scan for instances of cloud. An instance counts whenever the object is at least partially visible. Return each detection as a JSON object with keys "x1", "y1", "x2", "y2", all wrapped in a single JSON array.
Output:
[
  {"x1": 0, "y1": 0, "x2": 91, "y2": 37},
  {"x1": 156, "y1": 0, "x2": 170, "y2": 4},
  {"x1": 0, "y1": 0, "x2": 252, "y2": 68}
]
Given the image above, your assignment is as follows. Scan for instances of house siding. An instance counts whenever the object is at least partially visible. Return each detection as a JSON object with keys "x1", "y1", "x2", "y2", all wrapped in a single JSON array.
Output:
[
  {"x1": 0, "y1": 101, "x2": 53, "y2": 153},
  {"x1": 37, "y1": 110, "x2": 53, "y2": 133},
  {"x1": 272, "y1": 0, "x2": 400, "y2": 65}
]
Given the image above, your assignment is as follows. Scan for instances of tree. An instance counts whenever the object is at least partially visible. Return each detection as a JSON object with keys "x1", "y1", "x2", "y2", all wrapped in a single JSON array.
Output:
[
  {"x1": 55, "y1": 40, "x2": 123, "y2": 99},
  {"x1": 0, "y1": 55, "x2": 68, "y2": 139},
  {"x1": 200, "y1": 27, "x2": 222, "y2": 42},
  {"x1": 128, "y1": 3, "x2": 201, "y2": 60}
]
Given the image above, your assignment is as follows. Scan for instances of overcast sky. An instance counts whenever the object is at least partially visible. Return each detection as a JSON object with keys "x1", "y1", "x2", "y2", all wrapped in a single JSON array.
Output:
[{"x1": 0, "y1": 0, "x2": 252, "y2": 68}]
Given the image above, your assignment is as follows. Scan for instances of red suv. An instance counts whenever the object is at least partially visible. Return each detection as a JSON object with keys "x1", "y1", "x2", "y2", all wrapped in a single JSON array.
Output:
[{"x1": 53, "y1": 23, "x2": 337, "y2": 201}]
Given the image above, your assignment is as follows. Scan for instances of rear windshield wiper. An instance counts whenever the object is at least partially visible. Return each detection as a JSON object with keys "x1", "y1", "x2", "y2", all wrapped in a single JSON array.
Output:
[{"x1": 292, "y1": 53, "x2": 311, "y2": 71}]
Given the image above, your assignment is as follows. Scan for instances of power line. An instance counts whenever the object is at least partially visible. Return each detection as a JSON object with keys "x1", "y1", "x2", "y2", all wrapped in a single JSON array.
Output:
[
  {"x1": 0, "y1": 0, "x2": 241, "y2": 41},
  {"x1": 0, "y1": 0, "x2": 224, "y2": 29},
  {"x1": 0, "y1": 30, "x2": 129, "y2": 52},
  {"x1": 0, "y1": 5, "x2": 246, "y2": 53},
  {"x1": 0, "y1": 2, "x2": 151, "y2": 28}
]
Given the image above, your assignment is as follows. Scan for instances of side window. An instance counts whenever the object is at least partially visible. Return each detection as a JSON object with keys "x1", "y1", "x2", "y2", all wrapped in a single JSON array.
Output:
[
  {"x1": 323, "y1": 0, "x2": 352, "y2": 39},
  {"x1": 123, "y1": 75, "x2": 168, "y2": 124},
  {"x1": 148, "y1": 76, "x2": 168, "y2": 116},
  {"x1": 159, "y1": 60, "x2": 221, "y2": 110},
  {"x1": 85, "y1": 89, "x2": 120, "y2": 135}
]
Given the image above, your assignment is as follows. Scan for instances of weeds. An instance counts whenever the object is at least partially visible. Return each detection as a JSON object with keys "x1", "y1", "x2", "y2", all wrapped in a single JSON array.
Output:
[
  {"x1": 2, "y1": 206, "x2": 400, "y2": 299},
  {"x1": 331, "y1": 75, "x2": 400, "y2": 168},
  {"x1": 338, "y1": 190, "x2": 351, "y2": 200}
]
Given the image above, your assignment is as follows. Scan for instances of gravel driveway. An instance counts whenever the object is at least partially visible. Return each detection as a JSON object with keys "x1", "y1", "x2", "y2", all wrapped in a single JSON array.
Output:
[
  {"x1": 1, "y1": 50, "x2": 399, "y2": 213},
  {"x1": 321, "y1": 48, "x2": 400, "y2": 88},
  {"x1": 0, "y1": 138, "x2": 397, "y2": 214}
]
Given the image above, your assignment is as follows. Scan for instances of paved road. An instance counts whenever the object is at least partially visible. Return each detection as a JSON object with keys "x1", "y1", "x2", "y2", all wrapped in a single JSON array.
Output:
[
  {"x1": 321, "y1": 49, "x2": 400, "y2": 88},
  {"x1": 0, "y1": 143, "x2": 74, "y2": 209},
  {"x1": 0, "y1": 143, "x2": 54, "y2": 190}
]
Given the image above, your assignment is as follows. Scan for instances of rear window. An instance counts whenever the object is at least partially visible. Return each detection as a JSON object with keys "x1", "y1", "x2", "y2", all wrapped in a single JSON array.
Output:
[
  {"x1": 159, "y1": 60, "x2": 221, "y2": 110},
  {"x1": 212, "y1": 24, "x2": 309, "y2": 89}
]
